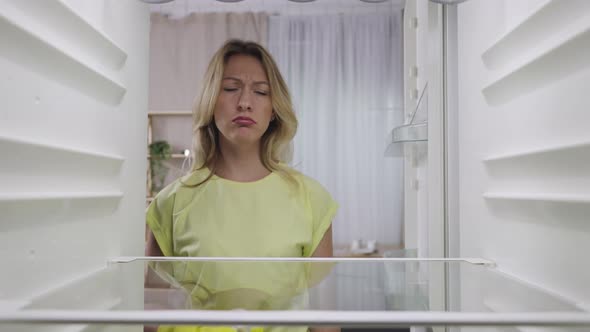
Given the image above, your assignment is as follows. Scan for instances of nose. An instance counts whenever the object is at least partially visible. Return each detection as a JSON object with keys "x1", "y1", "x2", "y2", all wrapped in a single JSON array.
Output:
[{"x1": 237, "y1": 90, "x2": 252, "y2": 111}]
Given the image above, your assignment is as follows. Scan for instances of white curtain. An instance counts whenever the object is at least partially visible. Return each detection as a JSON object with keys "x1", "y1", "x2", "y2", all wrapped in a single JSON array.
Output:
[
  {"x1": 149, "y1": 12, "x2": 269, "y2": 111},
  {"x1": 268, "y1": 13, "x2": 404, "y2": 247}
]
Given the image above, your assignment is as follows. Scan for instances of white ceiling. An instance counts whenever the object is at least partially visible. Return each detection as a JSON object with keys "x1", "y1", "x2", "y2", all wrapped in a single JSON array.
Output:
[{"x1": 149, "y1": 0, "x2": 405, "y2": 17}]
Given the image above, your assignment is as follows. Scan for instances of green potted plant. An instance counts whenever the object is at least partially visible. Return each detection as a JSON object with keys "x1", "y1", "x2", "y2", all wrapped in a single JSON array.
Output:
[{"x1": 149, "y1": 140, "x2": 172, "y2": 194}]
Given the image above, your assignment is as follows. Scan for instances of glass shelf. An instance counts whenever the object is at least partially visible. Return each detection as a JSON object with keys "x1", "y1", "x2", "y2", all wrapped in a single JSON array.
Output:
[
  {"x1": 389, "y1": 83, "x2": 428, "y2": 145},
  {"x1": 391, "y1": 122, "x2": 427, "y2": 143},
  {"x1": 147, "y1": 154, "x2": 189, "y2": 159},
  {"x1": 1, "y1": 258, "x2": 589, "y2": 330}
]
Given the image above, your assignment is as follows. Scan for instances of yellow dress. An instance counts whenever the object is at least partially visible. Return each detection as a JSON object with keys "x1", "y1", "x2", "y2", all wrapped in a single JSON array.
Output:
[{"x1": 146, "y1": 167, "x2": 338, "y2": 332}]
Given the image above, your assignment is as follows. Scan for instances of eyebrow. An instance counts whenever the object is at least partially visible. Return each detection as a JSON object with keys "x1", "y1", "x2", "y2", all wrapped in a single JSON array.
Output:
[{"x1": 222, "y1": 77, "x2": 269, "y2": 86}]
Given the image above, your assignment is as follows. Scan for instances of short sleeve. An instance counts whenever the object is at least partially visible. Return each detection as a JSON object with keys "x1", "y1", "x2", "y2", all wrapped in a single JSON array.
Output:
[
  {"x1": 146, "y1": 181, "x2": 179, "y2": 257},
  {"x1": 302, "y1": 177, "x2": 339, "y2": 257}
]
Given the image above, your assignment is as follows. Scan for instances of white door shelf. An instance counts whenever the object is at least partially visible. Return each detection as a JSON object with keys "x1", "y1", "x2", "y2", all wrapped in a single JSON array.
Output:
[
  {"x1": 389, "y1": 83, "x2": 428, "y2": 144},
  {"x1": 391, "y1": 122, "x2": 428, "y2": 143}
]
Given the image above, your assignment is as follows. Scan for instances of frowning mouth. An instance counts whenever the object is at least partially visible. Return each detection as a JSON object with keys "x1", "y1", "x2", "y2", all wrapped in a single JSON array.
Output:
[{"x1": 232, "y1": 116, "x2": 256, "y2": 126}]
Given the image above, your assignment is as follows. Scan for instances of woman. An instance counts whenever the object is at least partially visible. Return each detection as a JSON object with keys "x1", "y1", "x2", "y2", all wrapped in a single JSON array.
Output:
[{"x1": 145, "y1": 39, "x2": 338, "y2": 331}]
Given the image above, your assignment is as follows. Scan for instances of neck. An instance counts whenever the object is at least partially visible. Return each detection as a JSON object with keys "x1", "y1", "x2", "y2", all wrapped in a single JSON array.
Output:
[{"x1": 216, "y1": 139, "x2": 270, "y2": 182}]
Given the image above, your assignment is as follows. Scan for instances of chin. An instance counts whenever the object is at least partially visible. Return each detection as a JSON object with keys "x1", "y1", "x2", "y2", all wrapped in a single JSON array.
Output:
[{"x1": 231, "y1": 134, "x2": 262, "y2": 145}]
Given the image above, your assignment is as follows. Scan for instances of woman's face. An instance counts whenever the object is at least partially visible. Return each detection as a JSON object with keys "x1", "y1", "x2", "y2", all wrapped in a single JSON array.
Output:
[{"x1": 214, "y1": 54, "x2": 273, "y2": 149}]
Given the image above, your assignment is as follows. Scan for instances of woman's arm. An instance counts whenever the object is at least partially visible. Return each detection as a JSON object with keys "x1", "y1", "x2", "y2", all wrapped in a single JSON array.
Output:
[
  {"x1": 144, "y1": 228, "x2": 167, "y2": 332},
  {"x1": 311, "y1": 225, "x2": 340, "y2": 332},
  {"x1": 146, "y1": 227, "x2": 164, "y2": 257},
  {"x1": 144, "y1": 227, "x2": 168, "y2": 287},
  {"x1": 312, "y1": 225, "x2": 334, "y2": 257}
]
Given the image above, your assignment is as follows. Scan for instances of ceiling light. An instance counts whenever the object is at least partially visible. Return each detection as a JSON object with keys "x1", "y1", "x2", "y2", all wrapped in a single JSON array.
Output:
[
  {"x1": 429, "y1": 0, "x2": 469, "y2": 4},
  {"x1": 139, "y1": 0, "x2": 175, "y2": 3}
]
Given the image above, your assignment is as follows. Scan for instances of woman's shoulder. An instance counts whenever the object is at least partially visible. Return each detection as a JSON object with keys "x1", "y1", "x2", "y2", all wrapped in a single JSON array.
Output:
[
  {"x1": 287, "y1": 169, "x2": 338, "y2": 228},
  {"x1": 152, "y1": 168, "x2": 211, "y2": 202},
  {"x1": 285, "y1": 167, "x2": 332, "y2": 199}
]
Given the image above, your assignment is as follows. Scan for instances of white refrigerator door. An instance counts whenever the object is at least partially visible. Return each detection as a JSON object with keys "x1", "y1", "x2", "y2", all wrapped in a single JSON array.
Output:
[
  {"x1": 0, "y1": 1, "x2": 150, "y2": 331},
  {"x1": 456, "y1": 0, "x2": 590, "y2": 330}
]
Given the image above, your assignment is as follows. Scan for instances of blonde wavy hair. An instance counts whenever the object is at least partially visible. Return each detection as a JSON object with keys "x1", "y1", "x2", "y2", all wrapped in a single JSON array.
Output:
[{"x1": 188, "y1": 39, "x2": 299, "y2": 187}]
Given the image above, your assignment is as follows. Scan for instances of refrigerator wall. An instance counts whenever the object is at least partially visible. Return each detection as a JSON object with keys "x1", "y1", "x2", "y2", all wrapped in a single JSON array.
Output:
[
  {"x1": 0, "y1": 0, "x2": 149, "y2": 327},
  {"x1": 401, "y1": 0, "x2": 590, "y2": 328},
  {"x1": 455, "y1": 0, "x2": 590, "y2": 326}
]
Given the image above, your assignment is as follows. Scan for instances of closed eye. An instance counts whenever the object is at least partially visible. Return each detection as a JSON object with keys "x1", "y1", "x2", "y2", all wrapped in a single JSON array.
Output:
[
  {"x1": 255, "y1": 91, "x2": 269, "y2": 96},
  {"x1": 223, "y1": 87, "x2": 238, "y2": 92}
]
